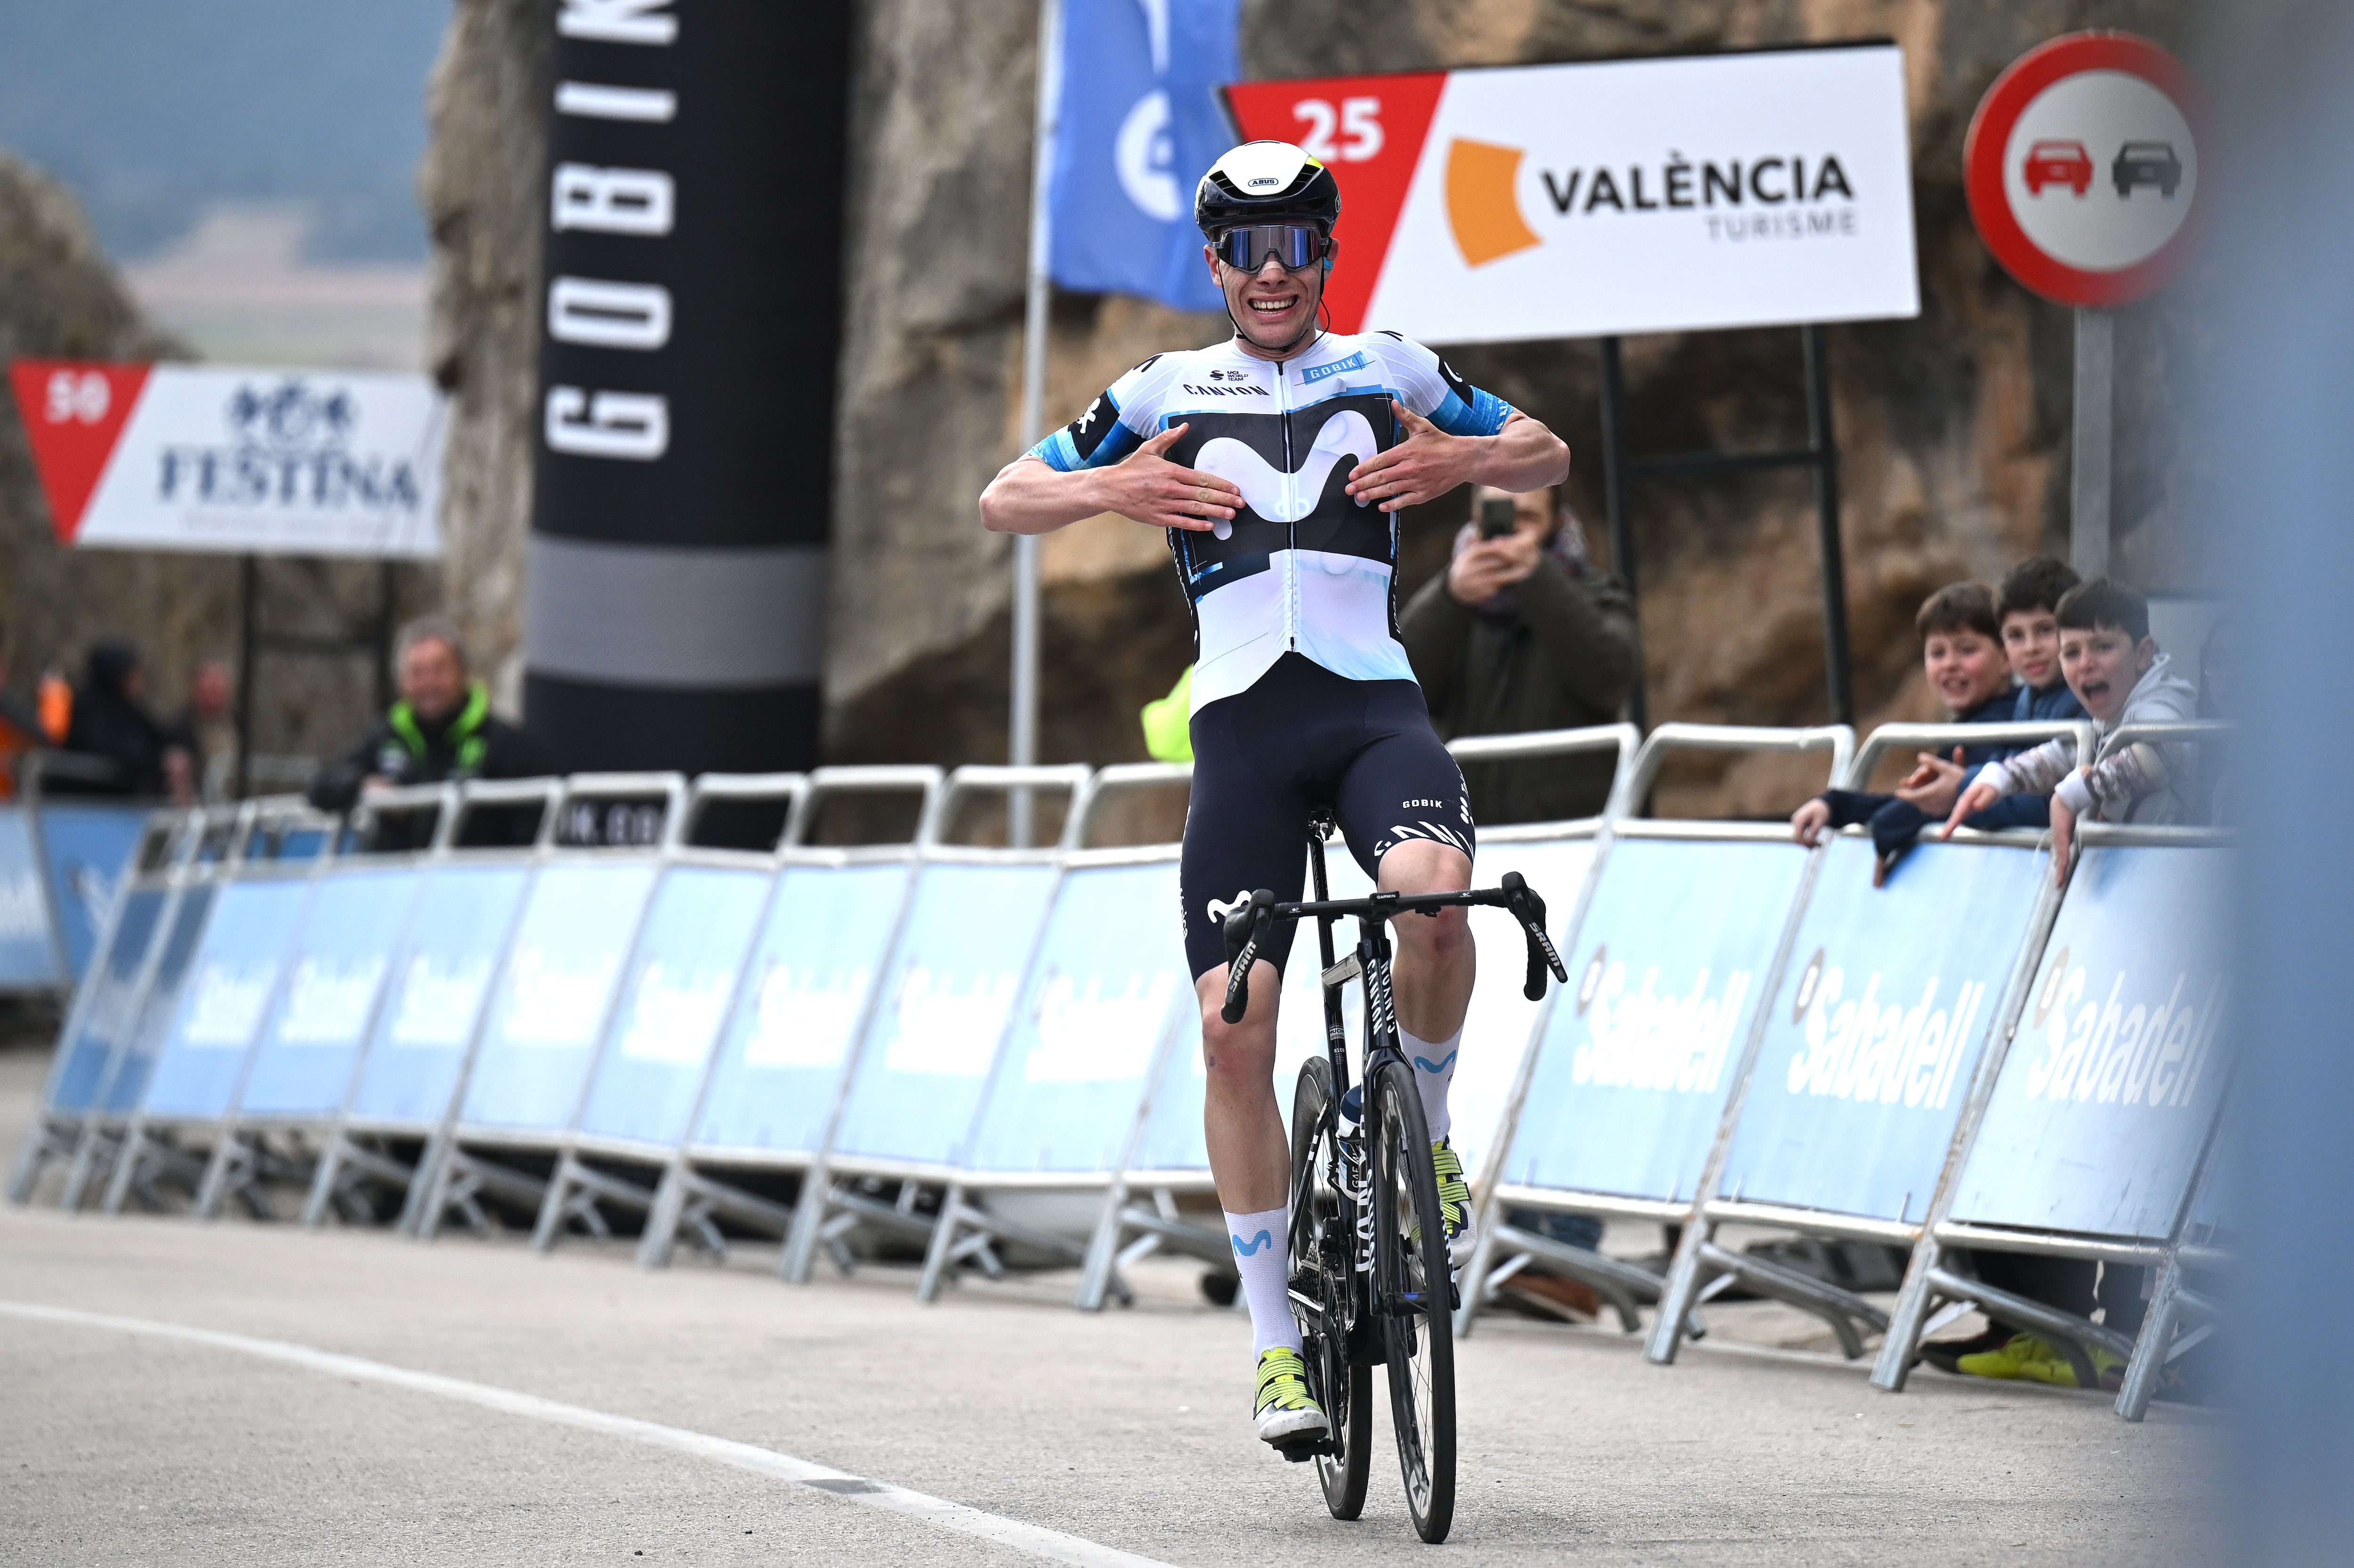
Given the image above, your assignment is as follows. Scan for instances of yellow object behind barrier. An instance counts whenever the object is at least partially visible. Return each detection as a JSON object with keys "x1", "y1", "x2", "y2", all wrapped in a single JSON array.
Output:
[{"x1": 1140, "y1": 666, "x2": 1193, "y2": 763}]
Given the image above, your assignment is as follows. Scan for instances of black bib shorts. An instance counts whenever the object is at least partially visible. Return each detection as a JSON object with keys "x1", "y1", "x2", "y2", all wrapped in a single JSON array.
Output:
[{"x1": 1179, "y1": 652, "x2": 1476, "y2": 981}]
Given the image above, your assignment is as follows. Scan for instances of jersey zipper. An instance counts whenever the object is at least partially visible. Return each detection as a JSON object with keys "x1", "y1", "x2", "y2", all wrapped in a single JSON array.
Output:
[{"x1": 1275, "y1": 351, "x2": 1297, "y2": 651}]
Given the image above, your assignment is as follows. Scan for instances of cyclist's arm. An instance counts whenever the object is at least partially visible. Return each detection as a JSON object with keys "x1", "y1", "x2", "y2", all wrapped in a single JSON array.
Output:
[
  {"x1": 980, "y1": 434, "x2": 1238, "y2": 536},
  {"x1": 1346, "y1": 335, "x2": 1568, "y2": 510}
]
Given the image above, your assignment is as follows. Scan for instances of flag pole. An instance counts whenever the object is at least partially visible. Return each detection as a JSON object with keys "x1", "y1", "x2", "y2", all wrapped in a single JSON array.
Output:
[{"x1": 1010, "y1": 0, "x2": 1064, "y2": 848}]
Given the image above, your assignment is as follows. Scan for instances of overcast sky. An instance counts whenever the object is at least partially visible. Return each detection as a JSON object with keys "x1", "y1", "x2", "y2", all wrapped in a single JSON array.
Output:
[{"x1": 0, "y1": 0, "x2": 448, "y2": 261}]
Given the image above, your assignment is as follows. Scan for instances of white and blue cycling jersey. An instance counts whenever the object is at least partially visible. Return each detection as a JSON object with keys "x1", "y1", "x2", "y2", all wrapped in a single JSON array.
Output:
[{"x1": 1029, "y1": 330, "x2": 1516, "y2": 715}]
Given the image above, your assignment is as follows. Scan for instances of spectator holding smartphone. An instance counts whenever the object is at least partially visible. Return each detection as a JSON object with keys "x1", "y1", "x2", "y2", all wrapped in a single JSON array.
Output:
[
  {"x1": 1942, "y1": 578, "x2": 2198, "y2": 881},
  {"x1": 1399, "y1": 485, "x2": 1636, "y2": 825}
]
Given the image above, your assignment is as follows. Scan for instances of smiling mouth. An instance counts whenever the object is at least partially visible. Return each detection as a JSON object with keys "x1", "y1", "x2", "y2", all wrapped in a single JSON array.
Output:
[{"x1": 1247, "y1": 296, "x2": 1299, "y2": 314}]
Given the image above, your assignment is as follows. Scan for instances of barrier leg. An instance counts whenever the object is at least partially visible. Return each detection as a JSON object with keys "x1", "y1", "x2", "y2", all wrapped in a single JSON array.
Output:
[
  {"x1": 530, "y1": 1154, "x2": 578, "y2": 1252},
  {"x1": 1871, "y1": 1234, "x2": 1947, "y2": 1392},
  {"x1": 779, "y1": 1159, "x2": 830, "y2": 1284},
  {"x1": 193, "y1": 1136, "x2": 239, "y2": 1219},
  {"x1": 1454, "y1": 1221, "x2": 1507, "y2": 1340},
  {"x1": 916, "y1": 1182, "x2": 966, "y2": 1303},
  {"x1": 2116, "y1": 1251, "x2": 2186, "y2": 1422},
  {"x1": 300, "y1": 1134, "x2": 346, "y2": 1227},
  {"x1": 101, "y1": 1124, "x2": 148, "y2": 1214},
  {"x1": 637, "y1": 1161, "x2": 688, "y2": 1270},
  {"x1": 8, "y1": 1118, "x2": 74, "y2": 1205},
  {"x1": 397, "y1": 1134, "x2": 448, "y2": 1236},
  {"x1": 1644, "y1": 1215, "x2": 1716, "y2": 1365},
  {"x1": 1072, "y1": 1180, "x2": 1131, "y2": 1312}
]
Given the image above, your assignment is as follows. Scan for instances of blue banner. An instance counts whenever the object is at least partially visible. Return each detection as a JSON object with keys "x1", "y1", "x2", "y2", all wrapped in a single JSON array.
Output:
[
  {"x1": 142, "y1": 877, "x2": 314, "y2": 1118},
  {"x1": 460, "y1": 862, "x2": 657, "y2": 1133},
  {"x1": 1717, "y1": 835, "x2": 2048, "y2": 1223},
  {"x1": 1047, "y1": 0, "x2": 1239, "y2": 311},
  {"x1": 960, "y1": 860, "x2": 1188, "y2": 1175},
  {"x1": 1501, "y1": 837, "x2": 1808, "y2": 1202},
  {"x1": 1949, "y1": 844, "x2": 2230, "y2": 1239},
  {"x1": 347, "y1": 864, "x2": 530, "y2": 1126},
  {"x1": 104, "y1": 881, "x2": 217, "y2": 1113},
  {"x1": 1451, "y1": 838, "x2": 1596, "y2": 1180},
  {"x1": 44, "y1": 886, "x2": 164, "y2": 1114},
  {"x1": 575, "y1": 864, "x2": 774, "y2": 1149},
  {"x1": 693, "y1": 861, "x2": 913, "y2": 1157},
  {"x1": 828, "y1": 862, "x2": 1059, "y2": 1166},
  {"x1": 238, "y1": 866, "x2": 423, "y2": 1119},
  {"x1": 0, "y1": 806, "x2": 59, "y2": 987},
  {"x1": 35, "y1": 804, "x2": 148, "y2": 980}
]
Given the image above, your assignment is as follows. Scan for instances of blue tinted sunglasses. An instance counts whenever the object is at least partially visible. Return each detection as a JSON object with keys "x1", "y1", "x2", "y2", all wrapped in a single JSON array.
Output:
[{"x1": 1215, "y1": 224, "x2": 1328, "y2": 272}]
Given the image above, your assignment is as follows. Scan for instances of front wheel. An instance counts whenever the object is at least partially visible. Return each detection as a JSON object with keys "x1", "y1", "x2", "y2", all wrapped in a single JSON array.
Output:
[
  {"x1": 1290, "y1": 1056, "x2": 1370, "y2": 1521},
  {"x1": 1370, "y1": 1058, "x2": 1457, "y2": 1543}
]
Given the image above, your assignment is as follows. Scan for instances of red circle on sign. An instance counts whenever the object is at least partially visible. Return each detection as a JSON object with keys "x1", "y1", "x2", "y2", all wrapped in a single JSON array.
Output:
[{"x1": 1965, "y1": 32, "x2": 2208, "y2": 307}]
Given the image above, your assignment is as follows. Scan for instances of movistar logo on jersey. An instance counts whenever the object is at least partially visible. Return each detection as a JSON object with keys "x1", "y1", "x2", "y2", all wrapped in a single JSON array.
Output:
[
  {"x1": 1299, "y1": 350, "x2": 1370, "y2": 385},
  {"x1": 1231, "y1": 1229, "x2": 1274, "y2": 1255},
  {"x1": 1194, "y1": 408, "x2": 1377, "y2": 524}
]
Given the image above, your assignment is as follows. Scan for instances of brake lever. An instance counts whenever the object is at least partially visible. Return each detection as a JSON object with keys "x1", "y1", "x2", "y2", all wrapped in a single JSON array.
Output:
[
  {"x1": 1221, "y1": 889, "x2": 1275, "y2": 1025},
  {"x1": 1499, "y1": 871, "x2": 1568, "y2": 1000}
]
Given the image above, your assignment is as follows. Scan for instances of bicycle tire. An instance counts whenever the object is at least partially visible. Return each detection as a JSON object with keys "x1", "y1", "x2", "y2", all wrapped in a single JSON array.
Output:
[
  {"x1": 1370, "y1": 1057, "x2": 1456, "y2": 1543},
  {"x1": 1290, "y1": 1056, "x2": 1371, "y2": 1521}
]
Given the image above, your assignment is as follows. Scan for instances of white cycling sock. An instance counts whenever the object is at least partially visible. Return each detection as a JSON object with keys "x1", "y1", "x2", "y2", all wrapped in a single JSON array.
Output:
[
  {"x1": 1402, "y1": 1026, "x2": 1462, "y2": 1142},
  {"x1": 1224, "y1": 1205, "x2": 1300, "y2": 1358}
]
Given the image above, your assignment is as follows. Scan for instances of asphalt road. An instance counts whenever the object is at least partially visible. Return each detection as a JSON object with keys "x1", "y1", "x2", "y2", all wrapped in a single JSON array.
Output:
[{"x1": 0, "y1": 1040, "x2": 2220, "y2": 1567}]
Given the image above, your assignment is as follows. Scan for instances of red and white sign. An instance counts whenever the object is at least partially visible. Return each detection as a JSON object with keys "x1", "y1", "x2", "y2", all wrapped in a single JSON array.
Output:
[
  {"x1": 1225, "y1": 45, "x2": 1920, "y2": 342},
  {"x1": 1965, "y1": 32, "x2": 2207, "y2": 307},
  {"x1": 7, "y1": 361, "x2": 445, "y2": 558}
]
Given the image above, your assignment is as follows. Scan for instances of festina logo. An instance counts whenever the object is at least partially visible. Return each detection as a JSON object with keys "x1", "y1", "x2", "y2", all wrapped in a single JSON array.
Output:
[{"x1": 156, "y1": 380, "x2": 424, "y2": 512}]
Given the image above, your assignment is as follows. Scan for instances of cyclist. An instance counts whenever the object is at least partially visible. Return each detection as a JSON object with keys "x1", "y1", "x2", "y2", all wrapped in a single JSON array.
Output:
[{"x1": 980, "y1": 141, "x2": 1569, "y2": 1451}]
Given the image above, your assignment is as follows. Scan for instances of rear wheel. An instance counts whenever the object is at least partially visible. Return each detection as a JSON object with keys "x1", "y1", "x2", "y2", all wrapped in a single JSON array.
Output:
[
  {"x1": 1290, "y1": 1056, "x2": 1370, "y2": 1520},
  {"x1": 1371, "y1": 1058, "x2": 1456, "y2": 1543}
]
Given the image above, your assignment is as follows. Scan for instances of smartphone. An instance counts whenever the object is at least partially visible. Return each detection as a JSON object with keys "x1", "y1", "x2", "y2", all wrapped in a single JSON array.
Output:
[{"x1": 1478, "y1": 496, "x2": 1516, "y2": 539}]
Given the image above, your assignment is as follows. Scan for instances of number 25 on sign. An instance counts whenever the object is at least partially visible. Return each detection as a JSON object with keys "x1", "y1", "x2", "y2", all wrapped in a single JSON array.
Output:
[{"x1": 1293, "y1": 96, "x2": 1383, "y2": 162}]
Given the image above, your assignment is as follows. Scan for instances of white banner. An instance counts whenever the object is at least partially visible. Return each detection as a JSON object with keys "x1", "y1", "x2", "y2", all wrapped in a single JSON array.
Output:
[
  {"x1": 1232, "y1": 45, "x2": 1921, "y2": 342},
  {"x1": 15, "y1": 361, "x2": 445, "y2": 558}
]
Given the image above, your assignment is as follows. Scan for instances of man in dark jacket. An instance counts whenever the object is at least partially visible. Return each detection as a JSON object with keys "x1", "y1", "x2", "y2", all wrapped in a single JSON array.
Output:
[
  {"x1": 49, "y1": 637, "x2": 189, "y2": 801},
  {"x1": 309, "y1": 616, "x2": 551, "y2": 844},
  {"x1": 1399, "y1": 486, "x2": 1637, "y2": 824}
]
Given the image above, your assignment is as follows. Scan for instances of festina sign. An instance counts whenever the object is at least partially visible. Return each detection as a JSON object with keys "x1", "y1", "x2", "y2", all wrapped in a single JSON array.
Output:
[
  {"x1": 1224, "y1": 42, "x2": 1921, "y2": 342},
  {"x1": 6, "y1": 361, "x2": 445, "y2": 558}
]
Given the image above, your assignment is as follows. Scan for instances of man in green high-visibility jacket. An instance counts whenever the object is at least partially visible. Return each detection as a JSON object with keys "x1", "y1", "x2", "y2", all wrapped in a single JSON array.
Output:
[{"x1": 310, "y1": 615, "x2": 551, "y2": 843}]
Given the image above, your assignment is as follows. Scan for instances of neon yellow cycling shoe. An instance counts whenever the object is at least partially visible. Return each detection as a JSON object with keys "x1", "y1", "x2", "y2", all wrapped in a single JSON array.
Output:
[
  {"x1": 1955, "y1": 1333, "x2": 2050, "y2": 1380},
  {"x1": 1254, "y1": 1347, "x2": 1329, "y2": 1447},
  {"x1": 1432, "y1": 1137, "x2": 1474, "y2": 1267}
]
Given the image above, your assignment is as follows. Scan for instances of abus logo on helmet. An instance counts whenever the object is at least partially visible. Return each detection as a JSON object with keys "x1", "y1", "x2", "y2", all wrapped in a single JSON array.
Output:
[
  {"x1": 155, "y1": 380, "x2": 424, "y2": 513},
  {"x1": 1443, "y1": 138, "x2": 1862, "y2": 268}
]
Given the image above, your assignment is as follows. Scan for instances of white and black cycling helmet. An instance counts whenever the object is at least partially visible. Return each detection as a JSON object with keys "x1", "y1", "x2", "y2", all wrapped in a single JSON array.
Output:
[{"x1": 1194, "y1": 140, "x2": 1342, "y2": 241}]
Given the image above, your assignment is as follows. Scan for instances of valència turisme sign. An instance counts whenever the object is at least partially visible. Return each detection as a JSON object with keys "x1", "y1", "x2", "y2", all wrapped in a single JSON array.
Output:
[
  {"x1": 1225, "y1": 42, "x2": 1922, "y2": 343},
  {"x1": 7, "y1": 361, "x2": 446, "y2": 559}
]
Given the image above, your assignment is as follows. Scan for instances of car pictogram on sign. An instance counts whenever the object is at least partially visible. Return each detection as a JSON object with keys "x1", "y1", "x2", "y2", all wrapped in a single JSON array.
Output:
[
  {"x1": 2112, "y1": 140, "x2": 2182, "y2": 198},
  {"x1": 2023, "y1": 139, "x2": 2095, "y2": 196}
]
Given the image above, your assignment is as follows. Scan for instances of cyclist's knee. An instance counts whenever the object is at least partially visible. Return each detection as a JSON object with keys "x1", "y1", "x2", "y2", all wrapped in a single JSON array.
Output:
[
  {"x1": 1196, "y1": 964, "x2": 1278, "y2": 1087},
  {"x1": 1396, "y1": 902, "x2": 1472, "y2": 966}
]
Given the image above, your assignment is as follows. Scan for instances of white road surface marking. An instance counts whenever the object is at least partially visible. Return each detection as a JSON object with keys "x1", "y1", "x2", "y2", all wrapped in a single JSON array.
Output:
[{"x1": 0, "y1": 1298, "x2": 1179, "y2": 1568}]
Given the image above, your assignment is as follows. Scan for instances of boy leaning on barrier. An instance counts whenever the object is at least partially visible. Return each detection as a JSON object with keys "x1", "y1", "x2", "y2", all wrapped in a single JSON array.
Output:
[
  {"x1": 1789, "y1": 582, "x2": 2019, "y2": 885},
  {"x1": 1941, "y1": 578, "x2": 2199, "y2": 882}
]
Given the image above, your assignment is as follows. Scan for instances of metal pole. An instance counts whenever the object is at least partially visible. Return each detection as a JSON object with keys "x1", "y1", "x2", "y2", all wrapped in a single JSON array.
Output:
[
  {"x1": 1803, "y1": 323, "x2": 1854, "y2": 727},
  {"x1": 1595, "y1": 336, "x2": 1646, "y2": 731},
  {"x1": 372, "y1": 562, "x2": 397, "y2": 714},
  {"x1": 1008, "y1": 0, "x2": 1064, "y2": 848},
  {"x1": 233, "y1": 554, "x2": 258, "y2": 800},
  {"x1": 2071, "y1": 306, "x2": 2113, "y2": 581}
]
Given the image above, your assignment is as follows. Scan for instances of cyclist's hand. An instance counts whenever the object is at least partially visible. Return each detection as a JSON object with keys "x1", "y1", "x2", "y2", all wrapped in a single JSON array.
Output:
[
  {"x1": 1096, "y1": 424, "x2": 1240, "y2": 533},
  {"x1": 1346, "y1": 401, "x2": 1480, "y2": 513}
]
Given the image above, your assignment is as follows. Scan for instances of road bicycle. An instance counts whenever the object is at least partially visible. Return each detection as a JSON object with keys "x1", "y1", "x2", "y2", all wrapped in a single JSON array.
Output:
[{"x1": 1219, "y1": 816, "x2": 1565, "y2": 1544}]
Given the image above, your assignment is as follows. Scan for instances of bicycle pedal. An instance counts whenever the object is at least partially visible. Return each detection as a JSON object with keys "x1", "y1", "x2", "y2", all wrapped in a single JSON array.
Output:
[{"x1": 1274, "y1": 1434, "x2": 1333, "y2": 1463}]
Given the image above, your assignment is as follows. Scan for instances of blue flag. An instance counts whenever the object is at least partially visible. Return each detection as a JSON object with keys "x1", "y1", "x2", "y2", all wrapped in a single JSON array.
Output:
[{"x1": 1046, "y1": 0, "x2": 1240, "y2": 313}]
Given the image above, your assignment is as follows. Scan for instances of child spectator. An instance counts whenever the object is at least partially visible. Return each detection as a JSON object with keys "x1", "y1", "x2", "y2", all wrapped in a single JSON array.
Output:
[
  {"x1": 1889, "y1": 556, "x2": 2090, "y2": 831},
  {"x1": 1790, "y1": 582, "x2": 2015, "y2": 884},
  {"x1": 1943, "y1": 578, "x2": 2199, "y2": 881}
]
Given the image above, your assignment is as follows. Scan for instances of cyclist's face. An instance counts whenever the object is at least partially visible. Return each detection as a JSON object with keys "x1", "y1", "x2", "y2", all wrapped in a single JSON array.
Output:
[{"x1": 1207, "y1": 238, "x2": 1332, "y2": 355}]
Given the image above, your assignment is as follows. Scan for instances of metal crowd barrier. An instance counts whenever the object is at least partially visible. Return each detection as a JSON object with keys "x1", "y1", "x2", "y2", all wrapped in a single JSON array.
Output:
[
  {"x1": 1640, "y1": 720, "x2": 2088, "y2": 1361},
  {"x1": 781, "y1": 764, "x2": 1092, "y2": 1283},
  {"x1": 634, "y1": 765, "x2": 942, "y2": 1270},
  {"x1": 3, "y1": 724, "x2": 2237, "y2": 1419},
  {"x1": 0, "y1": 759, "x2": 158, "y2": 991},
  {"x1": 409, "y1": 774, "x2": 687, "y2": 1238},
  {"x1": 1461, "y1": 723, "x2": 1853, "y2": 1336}
]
